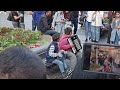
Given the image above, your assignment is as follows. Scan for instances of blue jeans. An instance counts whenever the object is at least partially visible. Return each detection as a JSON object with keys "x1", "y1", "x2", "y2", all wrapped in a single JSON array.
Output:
[
  {"x1": 114, "y1": 32, "x2": 119, "y2": 45},
  {"x1": 32, "y1": 20, "x2": 38, "y2": 31},
  {"x1": 85, "y1": 21, "x2": 91, "y2": 39},
  {"x1": 72, "y1": 18, "x2": 78, "y2": 34},
  {"x1": 91, "y1": 25, "x2": 101, "y2": 42},
  {"x1": 53, "y1": 59, "x2": 67, "y2": 73}
]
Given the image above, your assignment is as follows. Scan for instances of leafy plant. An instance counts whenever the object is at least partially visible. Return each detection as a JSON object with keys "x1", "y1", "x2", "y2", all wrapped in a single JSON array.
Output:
[{"x1": 0, "y1": 27, "x2": 51, "y2": 52}]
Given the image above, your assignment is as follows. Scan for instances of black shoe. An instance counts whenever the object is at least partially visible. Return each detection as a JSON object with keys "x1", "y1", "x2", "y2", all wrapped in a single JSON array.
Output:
[
  {"x1": 89, "y1": 37, "x2": 91, "y2": 40},
  {"x1": 85, "y1": 39, "x2": 88, "y2": 42},
  {"x1": 111, "y1": 41, "x2": 114, "y2": 44},
  {"x1": 91, "y1": 39, "x2": 95, "y2": 42},
  {"x1": 95, "y1": 41, "x2": 99, "y2": 43}
]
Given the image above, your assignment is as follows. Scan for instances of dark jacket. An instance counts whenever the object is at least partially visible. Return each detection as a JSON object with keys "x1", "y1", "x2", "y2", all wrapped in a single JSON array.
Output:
[
  {"x1": 46, "y1": 41, "x2": 59, "y2": 63},
  {"x1": 71, "y1": 11, "x2": 79, "y2": 18},
  {"x1": 38, "y1": 14, "x2": 51, "y2": 33}
]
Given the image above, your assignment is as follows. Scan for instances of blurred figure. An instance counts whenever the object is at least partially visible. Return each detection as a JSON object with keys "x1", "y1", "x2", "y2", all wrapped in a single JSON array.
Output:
[
  {"x1": 52, "y1": 11, "x2": 65, "y2": 34},
  {"x1": 91, "y1": 11, "x2": 104, "y2": 43},
  {"x1": 70, "y1": 11, "x2": 79, "y2": 34},
  {"x1": 38, "y1": 11, "x2": 57, "y2": 36},
  {"x1": 0, "y1": 46, "x2": 46, "y2": 79}
]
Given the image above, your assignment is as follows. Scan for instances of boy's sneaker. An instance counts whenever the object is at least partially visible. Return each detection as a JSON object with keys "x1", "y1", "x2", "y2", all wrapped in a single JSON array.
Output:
[{"x1": 61, "y1": 72, "x2": 67, "y2": 78}]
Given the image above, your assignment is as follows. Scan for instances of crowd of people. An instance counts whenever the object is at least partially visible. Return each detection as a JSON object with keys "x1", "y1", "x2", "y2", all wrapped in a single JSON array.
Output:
[{"x1": 1, "y1": 11, "x2": 120, "y2": 79}]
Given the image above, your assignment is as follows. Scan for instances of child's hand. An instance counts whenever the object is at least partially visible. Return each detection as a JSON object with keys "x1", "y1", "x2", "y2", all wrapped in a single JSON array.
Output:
[
  {"x1": 115, "y1": 26, "x2": 120, "y2": 29},
  {"x1": 118, "y1": 41, "x2": 120, "y2": 45},
  {"x1": 57, "y1": 53, "x2": 63, "y2": 57},
  {"x1": 70, "y1": 44, "x2": 74, "y2": 48}
]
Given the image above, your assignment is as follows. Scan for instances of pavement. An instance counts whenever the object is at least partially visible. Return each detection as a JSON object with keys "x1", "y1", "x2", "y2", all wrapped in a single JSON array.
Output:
[{"x1": 0, "y1": 11, "x2": 107, "y2": 46}]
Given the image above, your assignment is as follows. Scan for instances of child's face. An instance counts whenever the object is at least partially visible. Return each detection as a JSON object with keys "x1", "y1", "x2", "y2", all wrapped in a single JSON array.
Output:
[
  {"x1": 69, "y1": 32, "x2": 72, "y2": 36},
  {"x1": 115, "y1": 13, "x2": 120, "y2": 18}
]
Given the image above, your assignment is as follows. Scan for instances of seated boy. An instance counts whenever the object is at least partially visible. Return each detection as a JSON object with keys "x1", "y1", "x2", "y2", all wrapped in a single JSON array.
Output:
[
  {"x1": 46, "y1": 33, "x2": 68, "y2": 76},
  {"x1": 58, "y1": 27, "x2": 81, "y2": 71}
]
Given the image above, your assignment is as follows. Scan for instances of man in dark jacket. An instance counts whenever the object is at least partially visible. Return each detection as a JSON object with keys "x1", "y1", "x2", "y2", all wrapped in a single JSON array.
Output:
[{"x1": 38, "y1": 11, "x2": 57, "y2": 36}]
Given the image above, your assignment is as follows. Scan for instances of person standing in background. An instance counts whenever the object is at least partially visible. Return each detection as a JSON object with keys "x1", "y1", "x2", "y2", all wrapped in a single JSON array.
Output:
[
  {"x1": 11, "y1": 11, "x2": 23, "y2": 28},
  {"x1": 91, "y1": 11, "x2": 104, "y2": 43},
  {"x1": 107, "y1": 11, "x2": 116, "y2": 44},
  {"x1": 52, "y1": 11, "x2": 65, "y2": 34},
  {"x1": 32, "y1": 11, "x2": 46, "y2": 31},
  {"x1": 63, "y1": 11, "x2": 73, "y2": 29},
  {"x1": 70, "y1": 11, "x2": 79, "y2": 34},
  {"x1": 85, "y1": 11, "x2": 93, "y2": 42}
]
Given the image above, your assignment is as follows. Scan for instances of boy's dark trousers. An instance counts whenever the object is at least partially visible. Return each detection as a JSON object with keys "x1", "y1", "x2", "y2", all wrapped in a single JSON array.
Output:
[{"x1": 107, "y1": 17, "x2": 112, "y2": 44}]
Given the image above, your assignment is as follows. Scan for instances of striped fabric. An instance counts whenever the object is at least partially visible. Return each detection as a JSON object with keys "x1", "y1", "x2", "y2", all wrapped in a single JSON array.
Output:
[{"x1": 49, "y1": 45, "x2": 57, "y2": 57}]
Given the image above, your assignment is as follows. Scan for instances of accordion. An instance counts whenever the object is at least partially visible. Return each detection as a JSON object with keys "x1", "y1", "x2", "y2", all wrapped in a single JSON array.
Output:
[{"x1": 68, "y1": 35, "x2": 82, "y2": 53}]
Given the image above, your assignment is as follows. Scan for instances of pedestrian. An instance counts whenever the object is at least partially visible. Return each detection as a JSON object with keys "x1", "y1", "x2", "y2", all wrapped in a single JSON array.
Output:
[
  {"x1": 91, "y1": 11, "x2": 104, "y2": 43},
  {"x1": 0, "y1": 46, "x2": 46, "y2": 79},
  {"x1": 38, "y1": 11, "x2": 57, "y2": 36},
  {"x1": 110, "y1": 11, "x2": 120, "y2": 45},
  {"x1": 85, "y1": 11, "x2": 93, "y2": 42},
  {"x1": 46, "y1": 33, "x2": 68, "y2": 77},
  {"x1": 107, "y1": 11, "x2": 116, "y2": 44},
  {"x1": 10, "y1": 11, "x2": 23, "y2": 28},
  {"x1": 70, "y1": 11, "x2": 79, "y2": 34},
  {"x1": 32, "y1": 11, "x2": 46, "y2": 31},
  {"x1": 63, "y1": 11, "x2": 73, "y2": 30},
  {"x1": 52, "y1": 11, "x2": 65, "y2": 34}
]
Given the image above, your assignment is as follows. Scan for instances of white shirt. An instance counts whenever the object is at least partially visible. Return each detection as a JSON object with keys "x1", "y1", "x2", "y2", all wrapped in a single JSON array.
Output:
[
  {"x1": 86, "y1": 11, "x2": 94, "y2": 22},
  {"x1": 52, "y1": 11, "x2": 64, "y2": 28},
  {"x1": 91, "y1": 11, "x2": 104, "y2": 26}
]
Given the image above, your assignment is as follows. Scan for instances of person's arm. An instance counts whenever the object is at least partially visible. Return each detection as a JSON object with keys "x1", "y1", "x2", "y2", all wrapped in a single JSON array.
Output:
[
  {"x1": 92, "y1": 11, "x2": 97, "y2": 21},
  {"x1": 42, "y1": 17, "x2": 51, "y2": 30},
  {"x1": 27, "y1": 11, "x2": 34, "y2": 15},
  {"x1": 49, "y1": 45, "x2": 58, "y2": 57},
  {"x1": 49, "y1": 45, "x2": 62, "y2": 57},
  {"x1": 111, "y1": 18, "x2": 116, "y2": 29},
  {"x1": 60, "y1": 39, "x2": 74, "y2": 50},
  {"x1": 12, "y1": 12, "x2": 21, "y2": 20}
]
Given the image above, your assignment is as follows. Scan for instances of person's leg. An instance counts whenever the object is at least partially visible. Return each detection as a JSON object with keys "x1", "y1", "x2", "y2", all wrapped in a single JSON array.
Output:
[
  {"x1": 63, "y1": 60, "x2": 68, "y2": 69},
  {"x1": 95, "y1": 26, "x2": 101, "y2": 42},
  {"x1": 114, "y1": 33, "x2": 119, "y2": 45},
  {"x1": 12, "y1": 21, "x2": 19, "y2": 28},
  {"x1": 52, "y1": 59, "x2": 65, "y2": 73},
  {"x1": 73, "y1": 18, "x2": 78, "y2": 34},
  {"x1": 107, "y1": 26, "x2": 112, "y2": 43},
  {"x1": 32, "y1": 20, "x2": 36, "y2": 31},
  {"x1": 44, "y1": 30, "x2": 58, "y2": 36},
  {"x1": 66, "y1": 51, "x2": 77, "y2": 71},
  {"x1": 91, "y1": 25, "x2": 95, "y2": 41},
  {"x1": 55, "y1": 24, "x2": 61, "y2": 33},
  {"x1": 85, "y1": 20, "x2": 89, "y2": 41},
  {"x1": 61, "y1": 24, "x2": 65, "y2": 34},
  {"x1": 110, "y1": 29, "x2": 117, "y2": 43},
  {"x1": 88, "y1": 22, "x2": 92, "y2": 39}
]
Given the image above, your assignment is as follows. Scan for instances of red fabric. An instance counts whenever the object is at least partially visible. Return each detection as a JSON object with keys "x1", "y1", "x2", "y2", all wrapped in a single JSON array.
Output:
[
  {"x1": 63, "y1": 11, "x2": 71, "y2": 20},
  {"x1": 58, "y1": 34, "x2": 72, "y2": 51}
]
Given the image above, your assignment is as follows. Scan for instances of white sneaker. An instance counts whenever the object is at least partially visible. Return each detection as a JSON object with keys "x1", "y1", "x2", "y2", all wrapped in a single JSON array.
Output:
[{"x1": 0, "y1": 12, "x2": 1, "y2": 14}]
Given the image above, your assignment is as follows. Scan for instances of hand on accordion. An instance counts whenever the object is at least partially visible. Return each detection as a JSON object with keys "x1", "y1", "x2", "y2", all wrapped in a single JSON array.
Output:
[
  {"x1": 70, "y1": 44, "x2": 74, "y2": 48},
  {"x1": 57, "y1": 53, "x2": 63, "y2": 58}
]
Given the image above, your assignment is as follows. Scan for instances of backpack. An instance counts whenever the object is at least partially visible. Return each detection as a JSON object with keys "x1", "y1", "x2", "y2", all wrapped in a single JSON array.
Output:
[{"x1": 7, "y1": 12, "x2": 12, "y2": 21}]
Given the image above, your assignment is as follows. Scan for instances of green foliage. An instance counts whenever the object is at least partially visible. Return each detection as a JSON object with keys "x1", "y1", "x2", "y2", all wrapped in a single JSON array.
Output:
[{"x1": 0, "y1": 27, "x2": 42, "y2": 51}]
